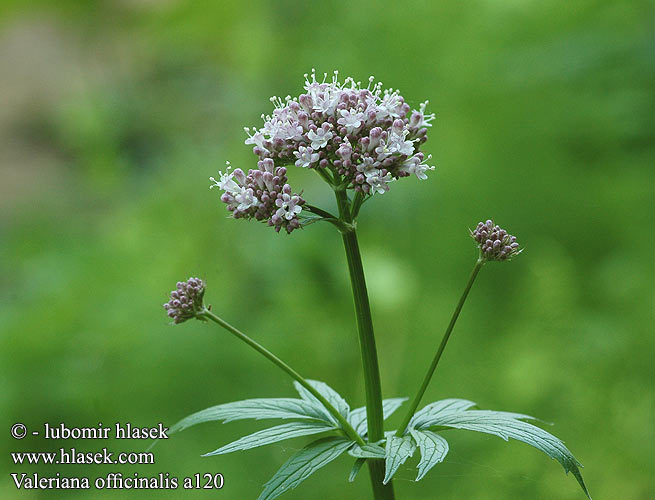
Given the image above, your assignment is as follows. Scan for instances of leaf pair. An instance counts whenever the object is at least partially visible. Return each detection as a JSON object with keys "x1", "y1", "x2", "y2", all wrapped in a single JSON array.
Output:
[{"x1": 170, "y1": 384, "x2": 590, "y2": 500}]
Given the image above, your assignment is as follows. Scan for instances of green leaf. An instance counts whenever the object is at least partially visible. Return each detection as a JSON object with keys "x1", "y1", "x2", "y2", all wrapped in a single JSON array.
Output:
[
  {"x1": 383, "y1": 434, "x2": 416, "y2": 484},
  {"x1": 417, "y1": 407, "x2": 591, "y2": 498},
  {"x1": 203, "y1": 421, "x2": 336, "y2": 456},
  {"x1": 170, "y1": 398, "x2": 330, "y2": 434},
  {"x1": 257, "y1": 437, "x2": 352, "y2": 500},
  {"x1": 348, "y1": 443, "x2": 386, "y2": 459},
  {"x1": 293, "y1": 380, "x2": 350, "y2": 423},
  {"x1": 348, "y1": 458, "x2": 366, "y2": 482},
  {"x1": 349, "y1": 397, "x2": 408, "y2": 436},
  {"x1": 408, "y1": 398, "x2": 476, "y2": 430},
  {"x1": 409, "y1": 429, "x2": 449, "y2": 481}
]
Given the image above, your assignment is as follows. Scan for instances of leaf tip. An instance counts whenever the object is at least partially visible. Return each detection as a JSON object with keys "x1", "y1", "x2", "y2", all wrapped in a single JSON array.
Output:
[{"x1": 571, "y1": 469, "x2": 592, "y2": 500}]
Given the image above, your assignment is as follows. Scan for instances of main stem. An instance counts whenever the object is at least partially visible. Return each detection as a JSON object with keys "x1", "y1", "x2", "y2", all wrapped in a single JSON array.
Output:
[
  {"x1": 395, "y1": 258, "x2": 484, "y2": 436},
  {"x1": 335, "y1": 189, "x2": 394, "y2": 500},
  {"x1": 341, "y1": 230, "x2": 385, "y2": 441},
  {"x1": 199, "y1": 308, "x2": 365, "y2": 446}
]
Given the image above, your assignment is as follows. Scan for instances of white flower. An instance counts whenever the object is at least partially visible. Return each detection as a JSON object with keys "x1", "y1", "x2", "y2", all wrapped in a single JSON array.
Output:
[
  {"x1": 210, "y1": 167, "x2": 240, "y2": 195},
  {"x1": 377, "y1": 89, "x2": 403, "y2": 119},
  {"x1": 275, "y1": 193, "x2": 303, "y2": 220},
  {"x1": 234, "y1": 187, "x2": 259, "y2": 211},
  {"x1": 244, "y1": 129, "x2": 266, "y2": 149},
  {"x1": 388, "y1": 129, "x2": 416, "y2": 156},
  {"x1": 294, "y1": 146, "x2": 319, "y2": 168},
  {"x1": 313, "y1": 91, "x2": 340, "y2": 114},
  {"x1": 337, "y1": 108, "x2": 365, "y2": 133},
  {"x1": 307, "y1": 127, "x2": 333, "y2": 149},
  {"x1": 357, "y1": 158, "x2": 392, "y2": 194},
  {"x1": 262, "y1": 119, "x2": 283, "y2": 141},
  {"x1": 409, "y1": 101, "x2": 436, "y2": 128},
  {"x1": 401, "y1": 154, "x2": 435, "y2": 180},
  {"x1": 304, "y1": 70, "x2": 342, "y2": 114},
  {"x1": 211, "y1": 164, "x2": 259, "y2": 211},
  {"x1": 365, "y1": 170, "x2": 393, "y2": 194},
  {"x1": 279, "y1": 120, "x2": 304, "y2": 141},
  {"x1": 304, "y1": 79, "x2": 328, "y2": 102},
  {"x1": 374, "y1": 140, "x2": 392, "y2": 162},
  {"x1": 356, "y1": 156, "x2": 378, "y2": 175}
]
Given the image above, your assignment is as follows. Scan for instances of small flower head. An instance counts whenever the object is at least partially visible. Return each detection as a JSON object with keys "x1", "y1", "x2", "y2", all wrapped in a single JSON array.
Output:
[
  {"x1": 163, "y1": 277, "x2": 206, "y2": 324},
  {"x1": 471, "y1": 220, "x2": 521, "y2": 261}
]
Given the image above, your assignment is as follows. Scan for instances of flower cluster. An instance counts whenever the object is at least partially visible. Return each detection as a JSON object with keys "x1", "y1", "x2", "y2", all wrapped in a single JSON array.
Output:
[
  {"x1": 243, "y1": 70, "x2": 435, "y2": 195},
  {"x1": 210, "y1": 71, "x2": 436, "y2": 234},
  {"x1": 163, "y1": 277, "x2": 206, "y2": 324},
  {"x1": 210, "y1": 160, "x2": 305, "y2": 233},
  {"x1": 471, "y1": 220, "x2": 521, "y2": 261}
]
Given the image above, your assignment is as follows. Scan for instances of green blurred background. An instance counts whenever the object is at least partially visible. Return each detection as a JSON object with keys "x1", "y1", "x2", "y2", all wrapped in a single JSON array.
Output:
[{"x1": 1, "y1": 1, "x2": 653, "y2": 498}]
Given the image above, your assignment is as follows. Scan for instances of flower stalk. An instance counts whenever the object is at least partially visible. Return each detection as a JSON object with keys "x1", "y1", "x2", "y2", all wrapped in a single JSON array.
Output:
[
  {"x1": 395, "y1": 257, "x2": 484, "y2": 436},
  {"x1": 197, "y1": 308, "x2": 366, "y2": 447}
]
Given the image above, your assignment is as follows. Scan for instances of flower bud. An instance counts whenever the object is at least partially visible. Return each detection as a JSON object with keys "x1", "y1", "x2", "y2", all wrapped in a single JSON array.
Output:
[
  {"x1": 471, "y1": 220, "x2": 521, "y2": 262},
  {"x1": 163, "y1": 277, "x2": 206, "y2": 324}
]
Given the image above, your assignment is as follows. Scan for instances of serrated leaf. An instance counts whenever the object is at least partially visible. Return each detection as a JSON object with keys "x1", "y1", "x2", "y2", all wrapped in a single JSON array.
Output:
[
  {"x1": 257, "y1": 437, "x2": 352, "y2": 500},
  {"x1": 293, "y1": 380, "x2": 350, "y2": 424},
  {"x1": 349, "y1": 398, "x2": 408, "y2": 436},
  {"x1": 348, "y1": 443, "x2": 386, "y2": 459},
  {"x1": 408, "y1": 398, "x2": 477, "y2": 430},
  {"x1": 417, "y1": 407, "x2": 591, "y2": 498},
  {"x1": 383, "y1": 435, "x2": 416, "y2": 484},
  {"x1": 203, "y1": 421, "x2": 335, "y2": 456},
  {"x1": 349, "y1": 458, "x2": 366, "y2": 482},
  {"x1": 170, "y1": 398, "x2": 330, "y2": 434},
  {"x1": 409, "y1": 429, "x2": 449, "y2": 481}
]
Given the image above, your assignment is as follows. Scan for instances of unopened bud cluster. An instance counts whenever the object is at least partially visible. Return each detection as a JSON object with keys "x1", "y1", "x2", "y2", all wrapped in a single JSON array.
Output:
[
  {"x1": 471, "y1": 220, "x2": 521, "y2": 261},
  {"x1": 163, "y1": 278, "x2": 206, "y2": 324}
]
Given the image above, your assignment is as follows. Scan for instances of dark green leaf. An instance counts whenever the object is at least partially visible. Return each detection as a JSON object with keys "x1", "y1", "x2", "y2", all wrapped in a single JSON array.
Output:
[
  {"x1": 348, "y1": 443, "x2": 386, "y2": 459},
  {"x1": 170, "y1": 398, "x2": 330, "y2": 434},
  {"x1": 203, "y1": 421, "x2": 335, "y2": 456},
  {"x1": 408, "y1": 398, "x2": 476, "y2": 430},
  {"x1": 349, "y1": 458, "x2": 366, "y2": 482},
  {"x1": 293, "y1": 380, "x2": 350, "y2": 423},
  {"x1": 383, "y1": 434, "x2": 416, "y2": 484},
  {"x1": 257, "y1": 437, "x2": 352, "y2": 500},
  {"x1": 409, "y1": 429, "x2": 449, "y2": 481},
  {"x1": 416, "y1": 406, "x2": 591, "y2": 498}
]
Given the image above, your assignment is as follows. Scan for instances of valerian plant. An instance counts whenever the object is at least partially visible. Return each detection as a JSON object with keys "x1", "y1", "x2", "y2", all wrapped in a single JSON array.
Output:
[{"x1": 161, "y1": 71, "x2": 591, "y2": 500}]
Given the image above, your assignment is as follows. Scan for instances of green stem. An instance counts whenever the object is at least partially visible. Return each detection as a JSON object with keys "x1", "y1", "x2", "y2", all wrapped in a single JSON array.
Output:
[
  {"x1": 368, "y1": 460, "x2": 392, "y2": 500},
  {"x1": 199, "y1": 308, "x2": 365, "y2": 446},
  {"x1": 305, "y1": 204, "x2": 338, "y2": 220},
  {"x1": 341, "y1": 229, "x2": 385, "y2": 441},
  {"x1": 335, "y1": 188, "x2": 394, "y2": 500},
  {"x1": 305, "y1": 204, "x2": 353, "y2": 233},
  {"x1": 395, "y1": 258, "x2": 484, "y2": 436}
]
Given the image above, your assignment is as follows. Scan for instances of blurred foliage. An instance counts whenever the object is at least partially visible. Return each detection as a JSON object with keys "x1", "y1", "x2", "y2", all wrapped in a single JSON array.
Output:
[{"x1": 1, "y1": 1, "x2": 653, "y2": 499}]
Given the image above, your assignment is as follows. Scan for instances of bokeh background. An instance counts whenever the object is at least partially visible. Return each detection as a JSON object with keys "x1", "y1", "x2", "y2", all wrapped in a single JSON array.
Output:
[{"x1": 1, "y1": 1, "x2": 653, "y2": 499}]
